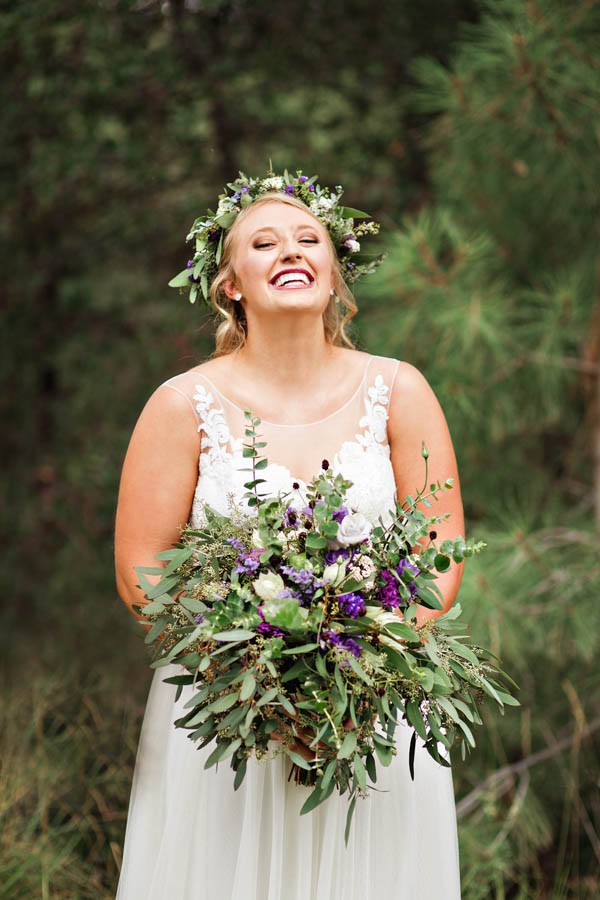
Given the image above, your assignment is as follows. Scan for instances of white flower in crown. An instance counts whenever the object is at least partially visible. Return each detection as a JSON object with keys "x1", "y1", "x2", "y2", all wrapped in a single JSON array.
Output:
[
  {"x1": 344, "y1": 237, "x2": 361, "y2": 253},
  {"x1": 262, "y1": 176, "x2": 285, "y2": 190},
  {"x1": 216, "y1": 197, "x2": 235, "y2": 215},
  {"x1": 317, "y1": 195, "x2": 337, "y2": 210}
]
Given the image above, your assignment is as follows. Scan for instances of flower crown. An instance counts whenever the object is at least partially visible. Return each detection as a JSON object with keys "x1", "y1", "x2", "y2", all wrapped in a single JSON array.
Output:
[{"x1": 169, "y1": 169, "x2": 384, "y2": 306}]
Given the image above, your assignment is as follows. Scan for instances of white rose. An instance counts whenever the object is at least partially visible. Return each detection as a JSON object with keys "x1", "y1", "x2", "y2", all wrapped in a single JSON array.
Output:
[
  {"x1": 252, "y1": 571, "x2": 285, "y2": 602},
  {"x1": 335, "y1": 512, "x2": 372, "y2": 547}
]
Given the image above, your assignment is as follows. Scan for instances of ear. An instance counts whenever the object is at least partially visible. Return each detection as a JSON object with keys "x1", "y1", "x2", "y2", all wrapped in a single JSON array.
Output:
[{"x1": 223, "y1": 279, "x2": 240, "y2": 301}]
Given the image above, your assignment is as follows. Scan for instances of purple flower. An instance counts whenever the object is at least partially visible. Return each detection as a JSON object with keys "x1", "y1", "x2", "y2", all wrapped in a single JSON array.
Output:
[
  {"x1": 280, "y1": 564, "x2": 310, "y2": 585},
  {"x1": 324, "y1": 548, "x2": 350, "y2": 566},
  {"x1": 377, "y1": 569, "x2": 401, "y2": 610},
  {"x1": 188, "y1": 274, "x2": 201, "y2": 284},
  {"x1": 187, "y1": 259, "x2": 194, "y2": 268},
  {"x1": 324, "y1": 629, "x2": 362, "y2": 658},
  {"x1": 194, "y1": 612, "x2": 205, "y2": 624},
  {"x1": 332, "y1": 505, "x2": 349, "y2": 524},
  {"x1": 397, "y1": 558, "x2": 419, "y2": 597},
  {"x1": 235, "y1": 548, "x2": 262, "y2": 575},
  {"x1": 208, "y1": 230, "x2": 220, "y2": 242},
  {"x1": 308, "y1": 184, "x2": 315, "y2": 192},
  {"x1": 283, "y1": 507, "x2": 298, "y2": 527},
  {"x1": 338, "y1": 592, "x2": 366, "y2": 619},
  {"x1": 227, "y1": 537, "x2": 245, "y2": 552},
  {"x1": 297, "y1": 175, "x2": 308, "y2": 183},
  {"x1": 284, "y1": 184, "x2": 295, "y2": 195},
  {"x1": 257, "y1": 605, "x2": 286, "y2": 637},
  {"x1": 231, "y1": 186, "x2": 250, "y2": 202}
]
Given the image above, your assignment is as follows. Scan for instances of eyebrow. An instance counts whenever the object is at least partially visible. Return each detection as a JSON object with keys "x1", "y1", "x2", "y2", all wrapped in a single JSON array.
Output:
[{"x1": 250, "y1": 224, "x2": 320, "y2": 238}]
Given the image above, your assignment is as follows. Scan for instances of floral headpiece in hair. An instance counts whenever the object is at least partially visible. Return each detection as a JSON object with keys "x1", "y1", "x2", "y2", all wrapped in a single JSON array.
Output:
[{"x1": 169, "y1": 169, "x2": 384, "y2": 306}]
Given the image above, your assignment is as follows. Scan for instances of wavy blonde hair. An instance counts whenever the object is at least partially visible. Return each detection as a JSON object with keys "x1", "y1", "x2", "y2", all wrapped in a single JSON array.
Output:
[{"x1": 209, "y1": 193, "x2": 357, "y2": 356}]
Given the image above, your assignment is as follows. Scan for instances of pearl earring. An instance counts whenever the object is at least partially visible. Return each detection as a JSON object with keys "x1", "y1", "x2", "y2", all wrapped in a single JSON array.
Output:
[{"x1": 234, "y1": 292, "x2": 242, "y2": 301}]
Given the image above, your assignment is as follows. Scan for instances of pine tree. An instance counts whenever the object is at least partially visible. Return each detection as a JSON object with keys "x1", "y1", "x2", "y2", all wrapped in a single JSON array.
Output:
[{"x1": 358, "y1": 1, "x2": 600, "y2": 894}]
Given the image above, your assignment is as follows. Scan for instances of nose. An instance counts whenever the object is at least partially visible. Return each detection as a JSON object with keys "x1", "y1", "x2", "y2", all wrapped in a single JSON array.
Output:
[{"x1": 280, "y1": 237, "x2": 302, "y2": 261}]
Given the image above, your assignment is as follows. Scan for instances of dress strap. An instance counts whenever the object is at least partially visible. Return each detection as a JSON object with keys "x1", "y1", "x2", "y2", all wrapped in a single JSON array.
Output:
[{"x1": 159, "y1": 376, "x2": 202, "y2": 430}]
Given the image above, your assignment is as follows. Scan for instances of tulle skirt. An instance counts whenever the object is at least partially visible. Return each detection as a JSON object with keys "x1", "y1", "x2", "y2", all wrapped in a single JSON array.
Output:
[{"x1": 116, "y1": 667, "x2": 460, "y2": 900}]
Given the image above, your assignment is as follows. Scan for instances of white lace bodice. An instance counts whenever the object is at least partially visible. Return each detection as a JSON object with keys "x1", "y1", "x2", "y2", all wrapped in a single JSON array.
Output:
[{"x1": 161, "y1": 355, "x2": 400, "y2": 527}]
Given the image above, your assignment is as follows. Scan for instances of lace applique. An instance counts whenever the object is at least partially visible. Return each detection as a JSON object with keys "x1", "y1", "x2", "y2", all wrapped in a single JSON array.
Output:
[
  {"x1": 333, "y1": 374, "x2": 396, "y2": 524},
  {"x1": 193, "y1": 384, "x2": 241, "y2": 465},
  {"x1": 190, "y1": 369, "x2": 398, "y2": 528},
  {"x1": 359, "y1": 375, "x2": 390, "y2": 447}
]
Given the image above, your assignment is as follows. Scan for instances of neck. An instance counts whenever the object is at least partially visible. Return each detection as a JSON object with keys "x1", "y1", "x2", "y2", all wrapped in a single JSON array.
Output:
[{"x1": 232, "y1": 315, "x2": 338, "y2": 387}]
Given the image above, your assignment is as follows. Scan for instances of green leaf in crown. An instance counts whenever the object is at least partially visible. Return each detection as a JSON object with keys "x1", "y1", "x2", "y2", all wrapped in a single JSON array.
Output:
[{"x1": 169, "y1": 168, "x2": 385, "y2": 306}]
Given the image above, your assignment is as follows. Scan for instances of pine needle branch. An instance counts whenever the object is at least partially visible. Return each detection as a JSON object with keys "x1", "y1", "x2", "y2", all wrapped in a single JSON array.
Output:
[{"x1": 456, "y1": 715, "x2": 600, "y2": 820}]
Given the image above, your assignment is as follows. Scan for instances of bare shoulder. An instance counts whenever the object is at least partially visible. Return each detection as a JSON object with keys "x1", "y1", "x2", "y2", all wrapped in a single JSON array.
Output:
[
  {"x1": 387, "y1": 360, "x2": 451, "y2": 444},
  {"x1": 389, "y1": 360, "x2": 442, "y2": 410},
  {"x1": 391, "y1": 360, "x2": 432, "y2": 393}
]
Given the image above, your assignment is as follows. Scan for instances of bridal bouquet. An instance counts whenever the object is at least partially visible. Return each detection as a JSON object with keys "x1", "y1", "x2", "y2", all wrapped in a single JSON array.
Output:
[{"x1": 136, "y1": 414, "x2": 517, "y2": 840}]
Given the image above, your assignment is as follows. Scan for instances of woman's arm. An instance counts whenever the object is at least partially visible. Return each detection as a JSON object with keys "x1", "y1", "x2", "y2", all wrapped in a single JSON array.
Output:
[
  {"x1": 387, "y1": 362, "x2": 464, "y2": 625},
  {"x1": 114, "y1": 386, "x2": 200, "y2": 618}
]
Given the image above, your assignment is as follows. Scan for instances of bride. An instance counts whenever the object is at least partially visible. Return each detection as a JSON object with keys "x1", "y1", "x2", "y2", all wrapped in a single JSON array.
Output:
[{"x1": 114, "y1": 171, "x2": 464, "y2": 899}]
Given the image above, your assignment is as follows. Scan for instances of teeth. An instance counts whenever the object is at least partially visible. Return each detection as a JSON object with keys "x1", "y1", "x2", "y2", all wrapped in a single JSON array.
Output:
[{"x1": 274, "y1": 272, "x2": 311, "y2": 287}]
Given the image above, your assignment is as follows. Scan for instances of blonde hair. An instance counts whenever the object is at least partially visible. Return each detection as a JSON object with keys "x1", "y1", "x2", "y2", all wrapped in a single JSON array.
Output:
[{"x1": 209, "y1": 193, "x2": 357, "y2": 356}]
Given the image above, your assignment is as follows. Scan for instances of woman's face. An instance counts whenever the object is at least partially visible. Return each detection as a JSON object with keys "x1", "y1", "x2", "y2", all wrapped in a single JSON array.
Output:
[{"x1": 225, "y1": 200, "x2": 334, "y2": 319}]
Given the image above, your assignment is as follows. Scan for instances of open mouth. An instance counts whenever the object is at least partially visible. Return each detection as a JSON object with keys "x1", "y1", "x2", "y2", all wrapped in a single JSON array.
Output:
[{"x1": 269, "y1": 268, "x2": 315, "y2": 289}]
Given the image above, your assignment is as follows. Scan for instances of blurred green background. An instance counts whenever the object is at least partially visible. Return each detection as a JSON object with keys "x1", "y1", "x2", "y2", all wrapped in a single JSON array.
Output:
[{"x1": 1, "y1": 1, "x2": 599, "y2": 897}]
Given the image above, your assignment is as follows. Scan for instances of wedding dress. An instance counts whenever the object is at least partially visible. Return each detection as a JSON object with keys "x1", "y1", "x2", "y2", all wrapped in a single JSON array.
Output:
[{"x1": 116, "y1": 354, "x2": 460, "y2": 900}]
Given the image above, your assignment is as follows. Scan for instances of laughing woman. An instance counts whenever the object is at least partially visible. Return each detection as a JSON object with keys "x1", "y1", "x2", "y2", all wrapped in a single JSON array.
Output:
[{"x1": 114, "y1": 171, "x2": 463, "y2": 899}]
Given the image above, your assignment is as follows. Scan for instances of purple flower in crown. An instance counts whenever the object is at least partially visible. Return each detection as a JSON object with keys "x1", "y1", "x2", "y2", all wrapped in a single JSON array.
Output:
[
  {"x1": 284, "y1": 184, "x2": 295, "y2": 195},
  {"x1": 231, "y1": 186, "x2": 250, "y2": 202},
  {"x1": 338, "y1": 591, "x2": 366, "y2": 619},
  {"x1": 208, "y1": 230, "x2": 221, "y2": 242},
  {"x1": 188, "y1": 274, "x2": 201, "y2": 284},
  {"x1": 187, "y1": 259, "x2": 194, "y2": 268},
  {"x1": 297, "y1": 175, "x2": 309, "y2": 183}
]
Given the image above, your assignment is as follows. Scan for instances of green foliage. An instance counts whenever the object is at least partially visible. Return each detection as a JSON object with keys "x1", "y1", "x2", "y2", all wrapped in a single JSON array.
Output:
[
  {"x1": 2, "y1": 0, "x2": 599, "y2": 895},
  {"x1": 0, "y1": 666, "x2": 149, "y2": 899}
]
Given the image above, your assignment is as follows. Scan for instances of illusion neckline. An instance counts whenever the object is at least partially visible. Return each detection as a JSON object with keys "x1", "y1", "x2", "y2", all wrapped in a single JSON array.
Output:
[{"x1": 192, "y1": 355, "x2": 374, "y2": 428}]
